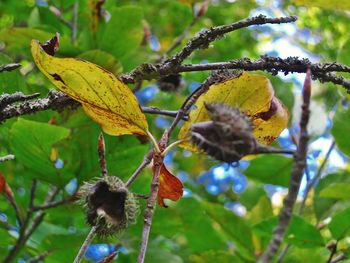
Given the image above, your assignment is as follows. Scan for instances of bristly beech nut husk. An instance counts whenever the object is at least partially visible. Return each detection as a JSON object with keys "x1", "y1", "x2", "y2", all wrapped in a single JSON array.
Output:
[
  {"x1": 191, "y1": 103, "x2": 257, "y2": 163},
  {"x1": 80, "y1": 176, "x2": 138, "y2": 236},
  {"x1": 157, "y1": 74, "x2": 183, "y2": 92}
]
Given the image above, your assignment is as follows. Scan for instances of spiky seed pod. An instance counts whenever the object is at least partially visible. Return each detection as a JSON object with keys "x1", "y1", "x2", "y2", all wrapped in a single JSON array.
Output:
[
  {"x1": 157, "y1": 74, "x2": 183, "y2": 92},
  {"x1": 80, "y1": 176, "x2": 138, "y2": 236},
  {"x1": 191, "y1": 103, "x2": 257, "y2": 163}
]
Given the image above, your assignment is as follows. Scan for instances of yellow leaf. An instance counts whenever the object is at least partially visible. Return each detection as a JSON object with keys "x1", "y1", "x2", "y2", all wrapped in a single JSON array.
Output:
[
  {"x1": 178, "y1": 72, "x2": 289, "y2": 152},
  {"x1": 292, "y1": 0, "x2": 350, "y2": 10},
  {"x1": 31, "y1": 40, "x2": 148, "y2": 136}
]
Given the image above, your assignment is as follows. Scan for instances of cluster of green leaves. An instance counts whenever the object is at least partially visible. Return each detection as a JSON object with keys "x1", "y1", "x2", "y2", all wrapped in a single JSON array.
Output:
[{"x1": 1, "y1": 0, "x2": 350, "y2": 262}]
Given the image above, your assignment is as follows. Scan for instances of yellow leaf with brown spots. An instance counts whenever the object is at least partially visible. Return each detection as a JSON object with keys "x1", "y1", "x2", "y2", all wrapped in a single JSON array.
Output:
[
  {"x1": 31, "y1": 39, "x2": 148, "y2": 136},
  {"x1": 178, "y1": 72, "x2": 289, "y2": 152}
]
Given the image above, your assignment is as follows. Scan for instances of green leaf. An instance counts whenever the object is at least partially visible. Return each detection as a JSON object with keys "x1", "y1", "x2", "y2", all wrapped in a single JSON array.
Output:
[
  {"x1": 329, "y1": 207, "x2": 350, "y2": 240},
  {"x1": 0, "y1": 228, "x2": 15, "y2": 261},
  {"x1": 0, "y1": 28, "x2": 78, "y2": 57},
  {"x1": 152, "y1": 198, "x2": 227, "y2": 253},
  {"x1": 253, "y1": 215, "x2": 324, "y2": 248},
  {"x1": 152, "y1": 198, "x2": 255, "y2": 261},
  {"x1": 332, "y1": 106, "x2": 350, "y2": 156},
  {"x1": 189, "y1": 250, "x2": 245, "y2": 263},
  {"x1": 282, "y1": 246, "x2": 329, "y2": 263},
  {"x1": 319, "y1": 183, "x2": 350, "y2": 199},
  {"x1": 245, "y1": 155, "x2": 293, "y2": 187},
  {"x1": 0, "y1": 53, "x2": 26, "y2": 93},
  {"x1": 313, "y1": 173, "x2": 350, "y2": 220},
  {"x1": 97, "y1": 6, "x2": 143, "y2": 60},
  {"x1": 248, "y1": 196, "x2": 273, "y2": 224},
  {"x1": 201, "y1": 201, "x2": 255, "y2": 260},
  {"x1": 10, "y1": 118, "x2": 70, "y2": 185},
  {"x1": 240, "y1": 185, "x2": 266, "y2": 210}
]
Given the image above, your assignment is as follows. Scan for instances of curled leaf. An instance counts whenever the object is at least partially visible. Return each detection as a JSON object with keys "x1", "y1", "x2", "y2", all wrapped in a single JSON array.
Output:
[
  {"x1": 178, "y1": 72, "x2": 289, "y2": 152},
  {"x1": 157, "y1": 164, "x2": 183, "y2": 207},
  {"x1": 31, "y1": 37, "x2": 148, "y2": 136}
]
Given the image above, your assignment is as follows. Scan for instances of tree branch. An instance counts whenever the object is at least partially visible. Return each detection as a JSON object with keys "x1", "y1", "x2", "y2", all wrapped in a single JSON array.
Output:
[
  {"x1": 126, "y1": 150, "x2": 153, "y2": 187},
  {"x1": 3, "y1": 184, "x2": 59, "y2": 263},
  {"x1": 0, "y1": 91, "x2": 186, "y2": 123},
  {"x1": 299, "y1": 140, "x2": 335, "y2": 214},
  {"x1": 259, "y1": 69, "x2": 312, "y2": 263},
  {"x1": 0, "y1": 154, "x2": 15, "y2": 162},
  {"x1": 73, "y1": 226, "x2": 97, "y2": 263},
  {"x1": 27, "y1": 251, "x2": 51, "y2": 263},
  {"x1": 137, "y1": 151, "x2": 163, "y2": 263},
  {"x1": 0, "y1": 63, "x2": 21, "y2": 73},
  {"x1": 120, "y1": 15, "x2": 298, "y2": 83},
  {"x1": 330, "y1": 253, "x2": 347, "y2": 263},
  {"x1": 0, "y1": 92, "x2": 40, "y2": 110},
  {"x1": 31, "y1": 194, "x2": 77, "y2": 212},
  {"x1": 166, "y1": 15, "x2": 297, "y2": 66}
]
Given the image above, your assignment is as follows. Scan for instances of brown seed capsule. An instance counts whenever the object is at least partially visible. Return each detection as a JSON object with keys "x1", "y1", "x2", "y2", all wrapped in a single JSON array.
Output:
[
  {"x1": 191, "y1": 103, "x2": 257, "y2": 163},
  {"x1": 80, "y1": 176, "x2": 138, "y2": 236},
  {"x1": 157, "y1": 74, "x2": 183, "y2": 92}
]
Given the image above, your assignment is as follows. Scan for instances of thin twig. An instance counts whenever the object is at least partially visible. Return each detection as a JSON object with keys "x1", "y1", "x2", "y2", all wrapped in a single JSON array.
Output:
[
  {"x1": 72, "y1": 2, "x2": 79, "y2": 44},
  {"x1": 96, "y1": 251, "x2": 118, "y2": 263},
  {"x1": 277, "y1": 140, "x2": 336, "y2": 262},
  {"x1": 27, "y1": 251, "x2": 51, "y2": 263},
  {"x1": 125, "y1": 150, "x2": 153, "y2": 187},
  {"x1": 166, "y1": 15, "x2": 297, "y2": 66},
  {"x1": 121, "y1": 15, "x2": 298, "y2": 83},
  {"x1": 141, "y1": 106, "x2": 188, "y2": 120},
  {"x1": 0, "y1": 63, "x2": 21, "y2": 73},
  {"x1": 163, "y1": 7, "x2": 204, "y2": 57},
  {"x1": 3, "y1": 185, "x2": 59, "y2": 263},
  {"x1": 299, "y1": 140, "x2": 335, "y2": 214},
  {"x1": 255, "y1": 145, "x2": 295, "y2": 156},
  {"x1": 167, "y1": 75, "x2": 217, "y2": 136},
  {"x1": 31, "y1": 195, "x2": 76, "y2": 212},
  {"x1": 259, "y1": 69, "x2": 312, "y2": 263},
  {"x1": 3, "y1": 180, "x2": 38, "y2": 263},
  {"x1": 8, "y1": 196, "x2": 24, "y2": 227},
  {"x1": 48, "y1": 5, "x2": 73, "y2": 29},
  {"x1": 137, "y1": 151, "x2": 163, "y2": 263},
  {"x1": 98, "y1": 133, "x2": 108, "y2": 177},
  {"x1": 327, "y1": 242, "x2": 338, "y2": 263},
  {"x1": 329, "y1": 253, "x2": 346, "y2": 263},
  {"x1": 0, "y1": 154, "x2": 15, "y2": 162},
  {"x1": 73, "y1": 226, "x2": 97, "y2": 263}
]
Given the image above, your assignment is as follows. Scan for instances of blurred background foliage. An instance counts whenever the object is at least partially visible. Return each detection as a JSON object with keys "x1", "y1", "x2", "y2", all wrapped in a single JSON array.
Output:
[{"x1": 1, "y1": 0, "x2": 350, "y2": 262}]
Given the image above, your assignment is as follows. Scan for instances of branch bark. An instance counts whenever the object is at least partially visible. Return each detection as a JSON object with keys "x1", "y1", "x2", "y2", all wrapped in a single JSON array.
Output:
[
  {"x1": 0, "y1": 154, "x2": 15, "y2": 162},
  {"x1": 259, "y1": 69, "x2": 312, "y2": 263},
  {"x1": 120, "y1": 15, "x2": 298, "y2": 83},
  {"x1": 0, "y1": 91, "x2": 185, "y2": 123},
  {"x1": 0, "y1": 63, "x2": 21, "y2": 73}
]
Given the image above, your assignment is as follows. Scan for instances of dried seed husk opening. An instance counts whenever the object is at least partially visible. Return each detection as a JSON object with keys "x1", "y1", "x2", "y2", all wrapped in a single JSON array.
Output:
[{"x1": 80, "y1": 176, "x2": 138, "y2": 236}]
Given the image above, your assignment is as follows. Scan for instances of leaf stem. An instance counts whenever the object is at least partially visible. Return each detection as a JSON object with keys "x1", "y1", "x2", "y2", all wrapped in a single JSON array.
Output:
[
  {"x1": 98, "y1": 132, "x2": 108, "y2": 177},
  {"x1": 147, "y1": 130, "x2": 161, "y2": 153},
  {"x1": 161, "y1": 138, "x2": 190, "y2": 157}
]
